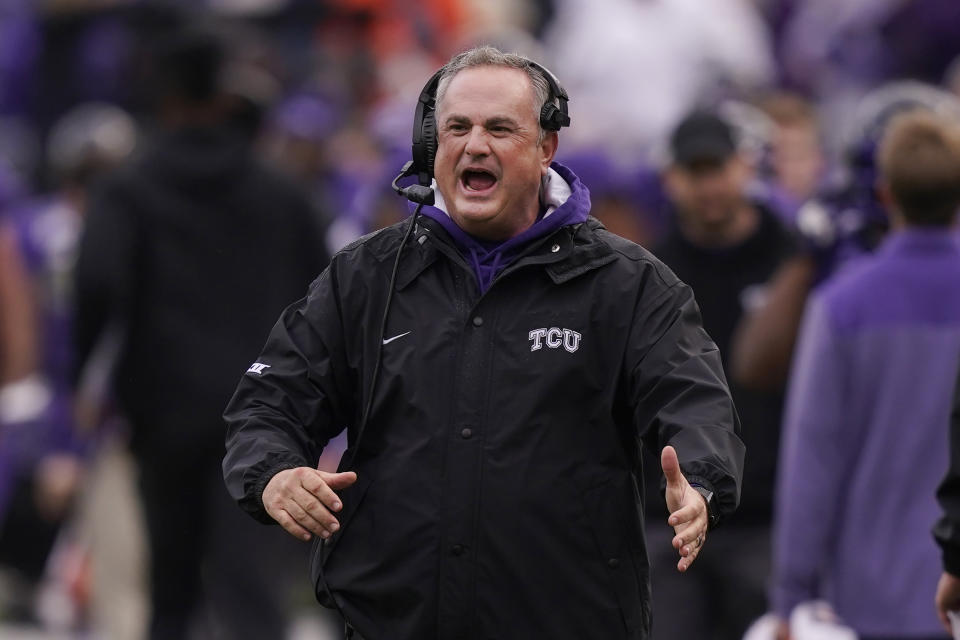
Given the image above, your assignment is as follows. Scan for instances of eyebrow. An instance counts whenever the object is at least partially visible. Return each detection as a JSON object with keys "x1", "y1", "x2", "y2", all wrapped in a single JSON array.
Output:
[{"x1": 443, "y1": 114, "x2": 521, "y2": 129}]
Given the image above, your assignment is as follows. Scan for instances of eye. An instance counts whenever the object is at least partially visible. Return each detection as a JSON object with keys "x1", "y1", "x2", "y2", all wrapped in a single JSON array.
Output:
[{"x1": 447, "y1": 123, "x2": 468, "y2": 134}]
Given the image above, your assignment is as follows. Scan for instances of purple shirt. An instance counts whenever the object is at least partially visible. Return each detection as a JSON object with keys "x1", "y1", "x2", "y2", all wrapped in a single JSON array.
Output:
[{"x1": 772, "y1": 229, "x2": 960, "y2": 636}]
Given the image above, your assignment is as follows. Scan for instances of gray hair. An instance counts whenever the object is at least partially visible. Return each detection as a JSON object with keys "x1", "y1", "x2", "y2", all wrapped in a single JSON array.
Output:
[{"x1": 434, "y1": 45, "x2": 557, "y2": 144}]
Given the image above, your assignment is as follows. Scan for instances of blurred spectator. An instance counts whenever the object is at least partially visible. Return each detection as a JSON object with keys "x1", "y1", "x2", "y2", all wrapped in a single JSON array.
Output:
[
  {"x1": 730, "y1": 81, "x2": 960, "y2": 392},
  {"x1": 543, "y1": 0, "x2": 774, "y2": 156},
  {"x1": 0, "y1": 101, "x2": 136, "y2": 628},
  {"x1": 772, "y1": 110, "x2": 960, "y2": 640},
  {"x1": 645, "y1": 109, "x2": 796, "y2": 640},
  {"x1": 74, "y1": 26, "x2": 329, "y2": 639}
]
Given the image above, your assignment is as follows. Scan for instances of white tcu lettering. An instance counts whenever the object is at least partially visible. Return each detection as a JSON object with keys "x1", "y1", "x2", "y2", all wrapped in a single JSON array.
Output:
[
  {"x1": 562, "y1": 329, "x2": 582, "y2": 353},
  {"x1": 545, "y1": 327, "x2": 563, "y2": 349},
  {"x1": 528, "y1": 327, "x2": 581, "y2": 353},
  {"x1": 247, "y1": 362, "x2": 271, "y2": 375},
  {"x1": 528, "y1": 328, "x2": 547, "y2": 351}
]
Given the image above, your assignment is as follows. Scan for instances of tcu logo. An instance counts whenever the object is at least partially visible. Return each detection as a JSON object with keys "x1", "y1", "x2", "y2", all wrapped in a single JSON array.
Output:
[
  {"x1": 247, "y1": 362, "x2": 271, "y2": 375},
  {"x1": 529, "y1": 327, "x2": 582, "y2": 353}
]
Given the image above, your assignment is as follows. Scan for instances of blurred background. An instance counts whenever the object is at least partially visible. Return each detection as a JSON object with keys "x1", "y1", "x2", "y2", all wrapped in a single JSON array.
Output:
[{"x1": 1, "y1": 0, "x2": 960, "y2": 639}]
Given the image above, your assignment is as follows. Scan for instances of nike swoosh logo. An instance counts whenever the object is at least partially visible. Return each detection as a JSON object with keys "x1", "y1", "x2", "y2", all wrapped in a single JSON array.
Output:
[{"x1": 382, "y1": 331, "x2": 412, "y2": 345}]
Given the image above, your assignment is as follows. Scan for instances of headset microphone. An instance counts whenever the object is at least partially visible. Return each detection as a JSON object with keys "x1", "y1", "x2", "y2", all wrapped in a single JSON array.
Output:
[{"x1": 392, "y1": 160, "x2": 435, "y2": 206}]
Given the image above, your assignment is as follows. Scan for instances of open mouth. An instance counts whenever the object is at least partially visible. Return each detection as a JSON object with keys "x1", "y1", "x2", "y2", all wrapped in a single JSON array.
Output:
[{"x1": 460, "y1": 168, "x2": 498, "y2": 192}]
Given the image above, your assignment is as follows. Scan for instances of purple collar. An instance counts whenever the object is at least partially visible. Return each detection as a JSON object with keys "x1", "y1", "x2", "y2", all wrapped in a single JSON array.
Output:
[{"x1": 415, "y1": 162, "x2": 591, "y2": 293}]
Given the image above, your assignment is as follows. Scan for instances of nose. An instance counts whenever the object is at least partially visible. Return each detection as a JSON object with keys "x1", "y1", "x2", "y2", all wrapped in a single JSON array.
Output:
[{"x1": 464, "y1": 125, "x2": 490, "y2": 157}]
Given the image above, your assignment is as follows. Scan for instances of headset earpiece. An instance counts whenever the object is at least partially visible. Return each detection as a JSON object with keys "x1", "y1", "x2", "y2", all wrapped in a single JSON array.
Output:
[{"x1": 411, "y1": 69, "x2": 444, "y2": 188}]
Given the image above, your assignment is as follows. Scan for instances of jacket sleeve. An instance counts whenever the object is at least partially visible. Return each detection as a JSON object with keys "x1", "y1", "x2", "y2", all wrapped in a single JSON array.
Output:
[
  {"x1": 222, "y1": 266, "x2": 356, "y2": 524},
  {"x1": 627, "y1": 278, "x2": 745, "y2": 526},
  {"x1": 935, "y1": 361, "x2": 960, "y2": 575}
]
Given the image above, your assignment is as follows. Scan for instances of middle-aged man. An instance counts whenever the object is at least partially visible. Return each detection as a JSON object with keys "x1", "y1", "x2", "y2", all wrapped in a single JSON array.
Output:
[{"x1": 223, "y1": 46, "x2": 745, "y2": 640}]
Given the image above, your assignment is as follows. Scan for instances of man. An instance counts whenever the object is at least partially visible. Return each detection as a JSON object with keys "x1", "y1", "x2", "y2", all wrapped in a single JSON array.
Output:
[
  {"x1": 223, "y1": 46, "x2": 745, "y2": 640},
  {"x1": 648, "y1": 110, "x2": 797, "y2": 640},
  {"x1": 75, "y1": 29, "x2": 329, "y2": 639},
  {"x1": 935, "y1": 365, "x2": 960, "y2": 634},
  {"x1": 772, "y1": 110, "x2": 960, "y2": 639}
]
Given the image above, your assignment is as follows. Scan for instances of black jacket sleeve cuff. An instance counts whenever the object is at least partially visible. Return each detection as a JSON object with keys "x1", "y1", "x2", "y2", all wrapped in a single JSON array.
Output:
[
  {"x1": 944, "y1": 546, "x2": 960, "y2": 578},
  {"x1": 238, "y1": 455, "x2": 307, "y2": 524}
]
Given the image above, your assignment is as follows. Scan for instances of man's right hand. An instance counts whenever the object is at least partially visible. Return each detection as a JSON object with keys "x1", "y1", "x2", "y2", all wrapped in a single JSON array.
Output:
[{"x1": 262, "y1": 467, "x2": 358, "y2": 541}]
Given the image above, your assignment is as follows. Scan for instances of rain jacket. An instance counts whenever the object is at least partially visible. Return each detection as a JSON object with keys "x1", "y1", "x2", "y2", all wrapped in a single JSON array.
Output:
[{"x1": 222, "y1": 164, "x2": 744, "y2": 640}]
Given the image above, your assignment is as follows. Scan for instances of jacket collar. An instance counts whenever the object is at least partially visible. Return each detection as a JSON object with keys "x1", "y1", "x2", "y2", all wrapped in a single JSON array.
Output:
[{"x1": 396, "y1": 215, "x2": 618, "y2": 291}]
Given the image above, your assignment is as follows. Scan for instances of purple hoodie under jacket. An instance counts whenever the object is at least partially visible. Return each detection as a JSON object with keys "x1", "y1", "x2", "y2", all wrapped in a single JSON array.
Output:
[{"x1": 414, "y1": 162, "x2": 591, "y2": 294}]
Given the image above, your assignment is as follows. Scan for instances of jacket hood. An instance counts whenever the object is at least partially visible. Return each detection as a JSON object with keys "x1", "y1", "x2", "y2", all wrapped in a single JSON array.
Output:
[{"x1": 416, "y1": 161, "x2": 592, "y2": 293}]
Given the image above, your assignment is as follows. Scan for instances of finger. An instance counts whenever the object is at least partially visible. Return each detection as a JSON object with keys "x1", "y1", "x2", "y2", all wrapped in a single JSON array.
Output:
[
  {"x1": 660, "y1": 446, "x2": 684, "y2": 489},
  {"x1": 275, "y1": 508, "x2": 314, "y2": 542},
  {"x1": 284, "y1": 498, "x2": 333, "y2": 539},
  {"x1": 667, "y1": 501, "x2": 702, "y2": 527},
  {"x1": 677, "y1": 543, "x2": 702, "y2": 572},
  {"x1": 320, "y1": 470, "x2": 358, "y2": 491},
  {"x1": 292, "y1": 487, "x2": 341, "y2": 533},
  {"x1": 301, "y1": 472, "x2": 348, "y2": 512},
  {"x1": 937, "y1": 607, "x2": 950, "y2": 635},
  {"x1": 671, "y1": 522, "x2": 705, "y2": 552}
]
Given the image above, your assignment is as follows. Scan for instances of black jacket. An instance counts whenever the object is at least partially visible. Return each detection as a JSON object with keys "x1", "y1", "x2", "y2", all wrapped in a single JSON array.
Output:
[
  {"x1": 223, "y1": 214, "x2": 745, "y2": 639},
  {"x1": 75, "y1": 126, "x2": 328, "y2": 454},
  {"x1": 935, "y1": 362, "x2": 960, "y2": 575}
]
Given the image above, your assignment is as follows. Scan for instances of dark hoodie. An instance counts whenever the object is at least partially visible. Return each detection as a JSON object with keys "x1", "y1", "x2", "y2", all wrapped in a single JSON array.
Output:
[
  {"x1": 75, "y1": 125, "x2": 328, "y2": 453},
  {"x1": 417, "y1": 162, "x2": 592, "y2": 293}
]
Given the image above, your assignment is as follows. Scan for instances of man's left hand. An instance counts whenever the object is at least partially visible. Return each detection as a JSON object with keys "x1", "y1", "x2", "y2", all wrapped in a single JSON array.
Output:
[{"x1": 661, "y1": 445, "x2": 709, "y2": 572}]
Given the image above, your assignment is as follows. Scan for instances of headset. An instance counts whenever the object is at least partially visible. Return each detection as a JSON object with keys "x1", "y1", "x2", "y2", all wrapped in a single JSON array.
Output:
[
  {"x1": 331, "y1": 59, "x2": 571, "y2": 638},
  {"x1": 393, "y1": 59, "x2": 572, "y2": 204}
]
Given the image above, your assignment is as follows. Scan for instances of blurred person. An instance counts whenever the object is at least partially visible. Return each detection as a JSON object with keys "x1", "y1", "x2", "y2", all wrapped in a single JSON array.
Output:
[
  {"x1": 757, "y1": 92, "x2": 827, "y2": 223},
  {"x1": 730, "y1": 81, "x2": 960, "y2": 392},
  {"x1": 935, "y1": 365, "x2": 960, "y2": 635},
  {"x1": 222, "y1": 45, "x2": 745, "y2": 639},
  {"x1": 646, "y1": 110, "x2": 797, "y2": 640},
  {"x1": 74, "y1": 27, "x2": 329, "y2": 640},
  {"x1": 0, "y1": 102, "x2": 136, "y2": 628},
  {"x1": 772, "y1": 110, "x2": 960, "y2": 640},
  {"x1": 543, "y1": 0, "x2": 774, "y2": 156}
]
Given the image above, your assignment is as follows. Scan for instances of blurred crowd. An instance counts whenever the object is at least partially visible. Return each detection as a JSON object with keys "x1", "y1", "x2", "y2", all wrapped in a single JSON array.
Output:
[{"x1": 1, "y1": 0, "x2": 960, "y2": 639}]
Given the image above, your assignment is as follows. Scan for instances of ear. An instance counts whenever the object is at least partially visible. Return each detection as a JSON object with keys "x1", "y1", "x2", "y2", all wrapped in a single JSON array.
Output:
[
  {"x1": 876, "y1": 180, "x2": 903, "y2": 226},
  {"x1": 539, "y1": 130, "x2": 559, "y2": 174}
]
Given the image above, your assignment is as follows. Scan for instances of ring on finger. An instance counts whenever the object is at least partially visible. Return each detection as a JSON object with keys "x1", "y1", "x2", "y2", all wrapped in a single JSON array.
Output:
[{"x1": 695, "y1": 533, "x2": 703, "y2": 548}]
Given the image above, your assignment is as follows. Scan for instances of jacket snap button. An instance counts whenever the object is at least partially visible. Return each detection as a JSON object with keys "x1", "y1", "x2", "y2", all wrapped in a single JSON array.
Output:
[
  {"x1": 472, "y1": 316, "x2": 483, "y2": 327},
  {"x1": 551, "y1": 244, "x2": 560, "y2": 253},
  {"x1": 451, "y1": 544, "x2": 465, "y2": 556},
  {"x1": 607, "y1": 558, "x2": 620, "y2": 568},
  {"x1": 461, "y1": 427, "x2": 473, "y2": 439}
]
